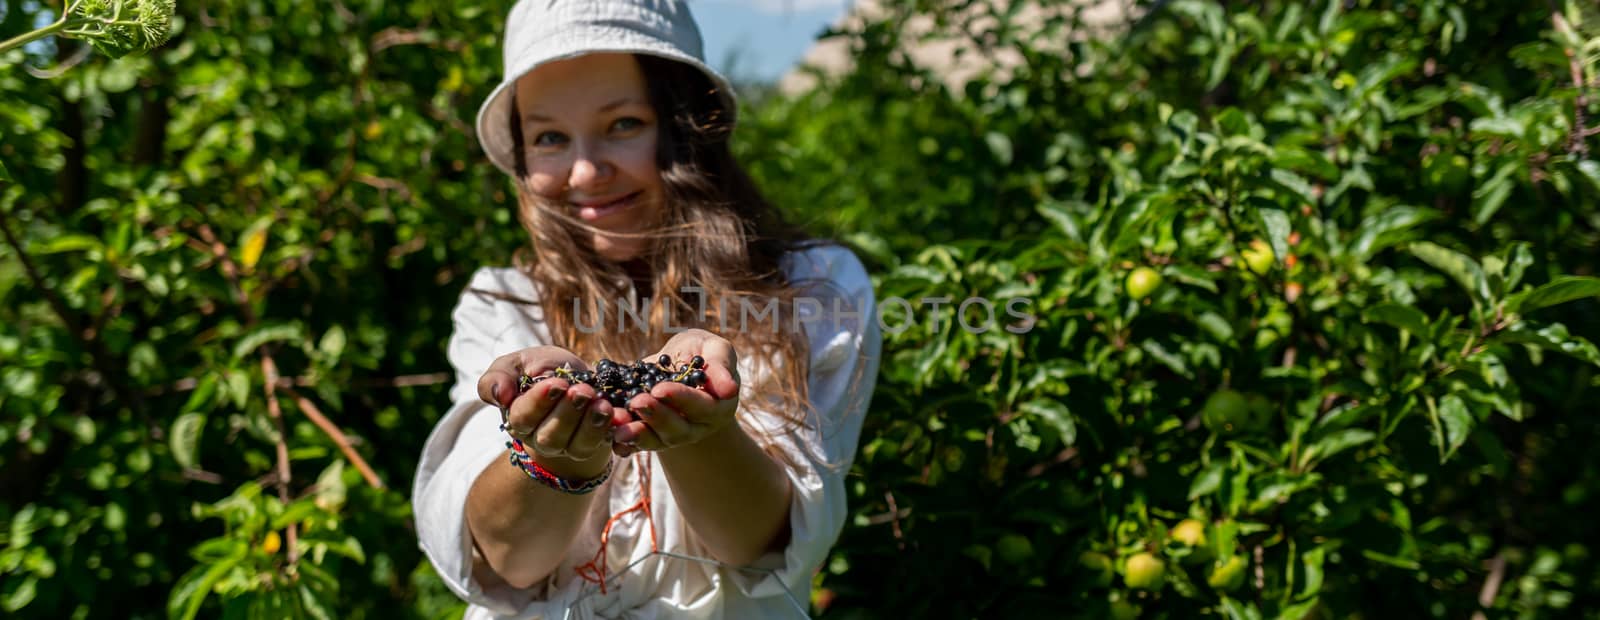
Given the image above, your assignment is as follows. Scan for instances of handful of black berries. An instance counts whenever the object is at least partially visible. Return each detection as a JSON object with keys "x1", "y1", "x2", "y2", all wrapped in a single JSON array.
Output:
[{"x1": 517, "y1": 354, "x2": 709, "y2": 409}]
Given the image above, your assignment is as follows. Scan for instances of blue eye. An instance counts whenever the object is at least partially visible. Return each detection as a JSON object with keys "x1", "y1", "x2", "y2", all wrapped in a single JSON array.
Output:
[
  {"x1": 532, "y1": 131, "x2": 566, "y2": 147},
  {"x1": 611, "y1": 117, "x2": 644, "y2": 132}
]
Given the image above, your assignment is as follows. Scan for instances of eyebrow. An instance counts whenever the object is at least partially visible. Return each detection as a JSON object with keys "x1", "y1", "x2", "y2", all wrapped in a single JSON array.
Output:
[{"x1": 522, "y1": 97, "x2": 644, "y2": 124}]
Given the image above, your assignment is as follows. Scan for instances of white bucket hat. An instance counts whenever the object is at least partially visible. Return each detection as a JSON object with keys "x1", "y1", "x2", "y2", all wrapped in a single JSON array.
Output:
[{"x1": 475, "y1": 0, "x2": 739, "y2": 177}]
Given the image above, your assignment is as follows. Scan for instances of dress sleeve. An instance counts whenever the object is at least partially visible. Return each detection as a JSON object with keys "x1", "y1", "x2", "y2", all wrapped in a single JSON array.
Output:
[
  {"x1": 726, "y1": 246, "x2": 883, "y2": 602},
  {"x1": 410, "y1": 267, "x2": 544, "y2": 615}
]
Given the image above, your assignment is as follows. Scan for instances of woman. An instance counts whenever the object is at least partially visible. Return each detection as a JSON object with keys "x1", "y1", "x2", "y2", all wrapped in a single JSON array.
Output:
[{"x1": 411, "y1": 1, "x2": 882, "y2": 618}]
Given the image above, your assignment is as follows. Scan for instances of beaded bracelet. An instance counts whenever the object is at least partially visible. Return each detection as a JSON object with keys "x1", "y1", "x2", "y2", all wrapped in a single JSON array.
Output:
[{"x1": 503, "y1": 436, "x2": 612, "y2": 495}]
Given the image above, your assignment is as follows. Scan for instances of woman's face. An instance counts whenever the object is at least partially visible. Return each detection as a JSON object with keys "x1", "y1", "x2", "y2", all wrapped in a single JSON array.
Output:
[{"x1": 515, "y1": 53, "x2": 664, "y2": 263}]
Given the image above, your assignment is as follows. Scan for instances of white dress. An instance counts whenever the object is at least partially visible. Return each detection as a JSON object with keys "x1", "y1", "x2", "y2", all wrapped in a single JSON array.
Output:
[{"x1": 411, "y1": 245, "x2": 882, "y2": 619}]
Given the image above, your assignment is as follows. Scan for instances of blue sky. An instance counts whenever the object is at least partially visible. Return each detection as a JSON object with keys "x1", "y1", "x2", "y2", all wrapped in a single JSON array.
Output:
[{"x1": 694, "y1": 0, "x2": 854, "y2": 84}]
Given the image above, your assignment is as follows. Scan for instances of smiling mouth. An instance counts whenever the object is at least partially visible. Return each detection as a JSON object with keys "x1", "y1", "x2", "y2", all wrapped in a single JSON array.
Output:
[{"x1": 574, "y1": 191, "x2": 641, "y2": 222}]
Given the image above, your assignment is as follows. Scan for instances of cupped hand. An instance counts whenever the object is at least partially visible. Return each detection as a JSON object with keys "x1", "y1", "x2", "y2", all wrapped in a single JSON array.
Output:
[
  {"x1": 478, "y1": 346, "x2": 614, "y2": 478},
  {"x1": 612, "y1": 329, "x2": 742, "y2": 456}
]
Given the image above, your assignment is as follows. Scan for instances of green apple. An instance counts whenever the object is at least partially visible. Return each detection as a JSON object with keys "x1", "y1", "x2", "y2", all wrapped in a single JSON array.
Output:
[
  {"x1": 1123, "y1": 552, "x2": 1166, "y2": 591},
  {"x1": 1170, "y1": 519, "x2": 1206, "y2": 547},
  {"x1": 996, "y1": 534, "x2": 1034, "y2": 565},
  {"x1": 1125, "y1": 267, "x2": 1163, "y2": 300},
  {"x1": 1208, "y1": 555, "x2": 1249, "y2": 592},
  {"x1": 1080, "y1": 551, "x2": 1115, "y2": 587},
  {"x1": 1201, "y1": 390, "x2": 1259, "y2": 434},
  {"x1": 1240, "y1": 239, "x2": 1275, "y2": 275}
]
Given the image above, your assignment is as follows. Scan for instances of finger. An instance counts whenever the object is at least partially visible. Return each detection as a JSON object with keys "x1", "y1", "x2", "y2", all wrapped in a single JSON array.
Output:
[
  {"x1": 478, "y1": 355, "x2": 524, "y2": 410},
  {"x1": 626, "y1": 393, "x2": 694, "y2": 443},
  {"x1": 565, "y1": 399, "x2": 615, "y2": 460},
  {"x1": 534, "y1": 382, "x2": 598, "y2": 457},
  {"x1": 612, "y1": 419, "x2": 665, "y2": 452},
  {"x1": 697, "y1": 338, "x2": 740, "y2": 401},
  {"x1": 478, "y1": 347, "x2": 585, "y2": 409},
  {"x1": 700, "y1": 355, "x2": 740, "y2": 401},
  {"x1": 505, "y1": 379, "x2": 569, "y2": 441},
  {"x1": 650, "y1": 381, "x2": 719, "y2": 422}
]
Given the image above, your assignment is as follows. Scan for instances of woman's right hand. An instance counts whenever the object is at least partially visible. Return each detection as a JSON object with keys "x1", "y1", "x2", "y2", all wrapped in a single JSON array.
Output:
[{"x1": 477, "y1": 346, "x2": 615, "y2": 479}]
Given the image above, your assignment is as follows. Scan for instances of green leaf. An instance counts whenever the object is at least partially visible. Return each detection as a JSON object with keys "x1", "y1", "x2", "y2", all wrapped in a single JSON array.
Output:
[
  {"x1": 1018, "y1": 399, "x2": 1076, "y2": 447},
  {"x1": 3, "y1": 576, "x2": 36, "y2": 612},
  {"x1": 1257, "y1": 207, "x2": 1292, "y2": 267},
  {"x1": 1189, "y1": 462, "x2": 1225, "y2": 500},
  {"x1": 1408, "y1": 242, "x2": 1489, "y2": 305},
  {"x1": 232, "y1": 323, "x2": 305, "y2": 360},
  {"x1": 1361, "y1": 302, "x2": 1429, "y2": 338},
  {"x1": 1140, "y1": 340, "x2": 1190, "y2": 377},
  {"x1": 1196, "y1": 312, "x2": 1235, "y2": 342},
  {"x1": 1349, "y1": 207, "x2": 1439, "y2": 260},
  {"x1": 168, "y1": 556, "x2": 241, "y2": 620},
  {"x1": 1575, "y1": 159, "x2": 1600, "y2": 192},
  {"x1": 1507, "y1": 276, "x2": 1600, "y2": 314},
  {"x1": 298, "y1": 584, "x2": 335, "y2": 620},
  {"x1": 1471, "y1": 161, "x2": 1518, "y2": 224},
  {"x1": 270, "y1": 498, "x2": 321, "y2": 530},
  {"x1": 189, "y1": 537, "x2": 247, "y2": 563},
  {"x1": 844, "y1": 231, "x2": 897, "y2": 268},
  {"x1": 226, "y1": 371, "x2": 250, "y2": 409},
  {"x1": 1436, "y1": 394, "x2": 1474, "y2": 462},
  {"x1": 1167, "y1": 264, "x2": 1219, "y2": 293},
  {"x1": 1496, "y1": 322, "x2": 1600, "y2": 366},
  {"x1": 310, "y1": 535, "x2": 366, "y2": 564},
  {"x1": 1036, "y1": 200, "x2": 1085, "y2": 242},
  {"x1": 1361, "y1": 549, "x2": 1421, "y2": 570},
  {"x1": 34, "y1": 235, "x2": 102, "y2": 255},
  {"x1": 1218, "y1": 596, "x2": 1265, "y2": 620},
  {"x1": 181, "y1": 375, "x2": 218, "y2": 414},
  {"x1": 1299, "y1": 546, "x2": 1327, "y2": 600},
  {"x1": 1502, "y1": 242, "x2": 1534, "y2": 295},
  {"x1": 318, "y1": 326, "x2": 347, "y2": 363},
  {"x1": 1301, "y1": 429, "x2": 1376, "y2": 469},
  {"x1": 985, "y1": 131, "x2": 1013, "y2": 166},
  {"x1": 170, "y1": 413, "x2": 206, "y2": 470},
  {"x1": 1269, "y1": 169, "x2": 1316, "y2": 205}
]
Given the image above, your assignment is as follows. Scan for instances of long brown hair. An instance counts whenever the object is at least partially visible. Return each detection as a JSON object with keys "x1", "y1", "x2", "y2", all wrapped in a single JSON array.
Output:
[{"x1": 488, "y1": 54, "x2": 833, "y2": 441}]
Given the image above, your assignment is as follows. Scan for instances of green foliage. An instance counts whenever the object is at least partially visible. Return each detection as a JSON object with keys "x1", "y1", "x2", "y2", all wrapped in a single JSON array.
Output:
[
  {"x1": 1, "y1": 0, "x2": 510, "y2": 617},
  {"x1": 1, "y1": 0, "x2": 1599, "y2": 618},
  {"x1": 738, "y1": 0, "x2": 1600, "y2": 617}
]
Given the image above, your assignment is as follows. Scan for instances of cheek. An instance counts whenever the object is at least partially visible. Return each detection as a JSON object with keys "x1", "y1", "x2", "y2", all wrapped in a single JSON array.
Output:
[{"x1": 618, "y1": 140, "x2": 661, "y2": 189}]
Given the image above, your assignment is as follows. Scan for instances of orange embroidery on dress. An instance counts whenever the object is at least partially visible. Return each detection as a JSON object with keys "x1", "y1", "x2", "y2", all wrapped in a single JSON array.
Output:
[{"x1": 574, "y1": 453, "x2": 658, "y2": 594}]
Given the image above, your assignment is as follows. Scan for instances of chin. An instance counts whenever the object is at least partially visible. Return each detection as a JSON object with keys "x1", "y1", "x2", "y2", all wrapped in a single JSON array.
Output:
[{"x1": 592, "y1": 237, "x2": 647, "y2": 263}]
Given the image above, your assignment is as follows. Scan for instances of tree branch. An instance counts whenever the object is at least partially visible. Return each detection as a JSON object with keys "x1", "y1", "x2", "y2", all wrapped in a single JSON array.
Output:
[
  {"x1": 0, "y1": 203, "x2": 143, "y2": 415},
  {"x1": 260, "y1": 354, "x2": 299, "y2": 563},
  {"x1": 1470, "y1": 551, "x2": 1507, "y2": 620},
  {"x1": 1554, "y1": 11, "x2": 1592, "y2": 154},
  {"x1": 192, "y1": 223, "x2": 256, "y2": 322},
  {"x1": 280, "y1": 386, "x2": 386, "y2": 490}
]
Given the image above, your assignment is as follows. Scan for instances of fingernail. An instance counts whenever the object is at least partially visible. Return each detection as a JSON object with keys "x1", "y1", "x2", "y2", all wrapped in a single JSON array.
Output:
[
  {"x1": 590, "y1": 412, "x2": 609, "y2": 427},
  {"x1": 571, "y1": 393, "x2": 592, "y2": 408},
  {"x1": 547, "y1": 386, "x2": 566, "y2": 402},
  {"x1": 492, "y1": 382, "x2": 502, "y2": 402}
]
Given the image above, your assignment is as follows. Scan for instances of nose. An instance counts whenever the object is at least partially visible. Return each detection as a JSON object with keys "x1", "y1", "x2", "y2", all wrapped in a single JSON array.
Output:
[{"x1": 567, "y1": 142, "x2": 613, "y2": 192}]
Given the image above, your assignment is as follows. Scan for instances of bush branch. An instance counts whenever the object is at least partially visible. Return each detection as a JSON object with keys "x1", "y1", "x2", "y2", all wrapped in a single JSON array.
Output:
[
  {"x1": 260, "y1": 354, "x2": 299, "y2": 564},
  {"x1": 281, "y1": 386, "x2": 386, "y2": 490},
  {"x1": 1553, "y1": 11, "x2": 1592, "y2": 154}
]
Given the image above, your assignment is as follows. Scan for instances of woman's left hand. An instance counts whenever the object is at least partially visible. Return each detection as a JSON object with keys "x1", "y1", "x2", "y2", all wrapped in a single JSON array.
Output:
[{"x1": 612, "y1": 328, "x2": 741, "y2": 455}]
